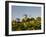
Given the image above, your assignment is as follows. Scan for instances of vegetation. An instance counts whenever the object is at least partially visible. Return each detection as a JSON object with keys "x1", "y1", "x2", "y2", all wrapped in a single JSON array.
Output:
[{"x1": 12, "y1": 15, "x2": 41, "y2": 31}]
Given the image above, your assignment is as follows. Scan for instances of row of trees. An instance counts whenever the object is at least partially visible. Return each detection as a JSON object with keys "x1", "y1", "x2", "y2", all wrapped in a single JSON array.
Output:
[{"x1": 12, "y1": 15, "x2": 41, "y2": 31}]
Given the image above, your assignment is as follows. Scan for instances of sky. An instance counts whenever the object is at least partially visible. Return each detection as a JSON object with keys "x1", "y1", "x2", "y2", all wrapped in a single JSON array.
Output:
[{"x1": 12, "y1": 5, "x2": 41, "y2": 20}]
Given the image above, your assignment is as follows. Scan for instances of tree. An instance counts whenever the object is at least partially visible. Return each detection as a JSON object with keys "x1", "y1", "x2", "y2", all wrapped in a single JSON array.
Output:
[
  {"x1": 26, "y1": 18, "x2": 31, "y2": 22},
  {"x1": 16, "y1": 18, "x2": 20, "y2": 23},
  {"x1": 12, "y1": 20, "x2": 16, "y2": 31},
  {"x1": 23, "y1": 14, "x2": 28, "y2": 22},
  {"x1": 24, "y1": 14, "x2": 27, "y2": 18},
  {"x1": 36, "y1": 17, "x2": 41, "y2": 21},
  {"x1": 30, "y1": 17, "x2": 35, "y2": 21},
  {"x1": 34, "y1": 17, "x2": 41, "y2": 30}
]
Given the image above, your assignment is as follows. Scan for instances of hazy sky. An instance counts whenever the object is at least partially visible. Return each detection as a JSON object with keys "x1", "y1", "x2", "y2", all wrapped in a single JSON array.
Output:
[{"x1": 12, "y1": 5, "x2": 41, "y2": 19}]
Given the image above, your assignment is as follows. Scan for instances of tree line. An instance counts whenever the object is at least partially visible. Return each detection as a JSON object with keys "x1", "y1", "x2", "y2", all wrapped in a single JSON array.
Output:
[{"x1": 12, "y1": 15, "x2": 41, "y2": 31}]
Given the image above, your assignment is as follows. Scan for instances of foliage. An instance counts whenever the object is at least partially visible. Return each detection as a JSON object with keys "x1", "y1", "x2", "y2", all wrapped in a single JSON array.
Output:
[{"x1": 12, "y1": 16, "x2": 41, "y2": 31}]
